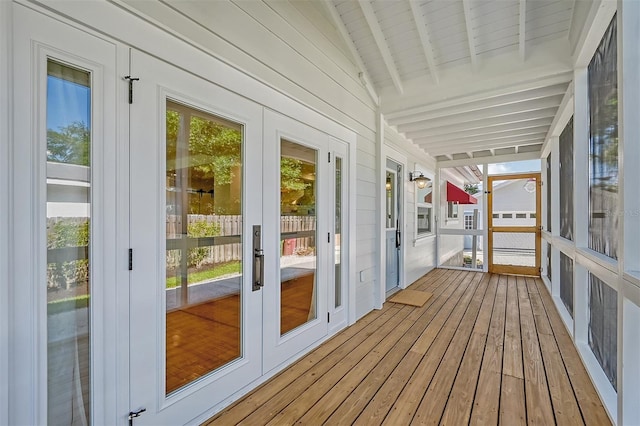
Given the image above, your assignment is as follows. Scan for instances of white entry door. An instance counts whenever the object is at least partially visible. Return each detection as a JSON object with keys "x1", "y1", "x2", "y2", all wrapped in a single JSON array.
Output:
[
  {"x1": 129, "y1": 50, "x2": 264, "y2": 424},
  {"x1": 262, "y1": 110, "x2": 330, "y2": 372}
]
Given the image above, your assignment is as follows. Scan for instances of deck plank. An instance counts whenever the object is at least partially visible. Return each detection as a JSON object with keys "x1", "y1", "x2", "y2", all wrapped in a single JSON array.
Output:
[
  {"x1": 273, "y1": 269, "x2": 460, "y2": 424},
  {"x1": 352, "y1": 271, "x2": 482, "y2": 425},
  {"x1": 301, "y1": 270, "x2": 465, "y2": 424},
  {"x1": 500, "y1": 375, "x2": 527, "y2": 425},
  {"x1": 381, "y1": 273, "x2": 487, "y2": 425},
  {"x1": 533, "y1": 278, "x2": 612, "y2": 426},
  {"x1": 503, "y1": 275, "x2": 524, "y2": 379},
  {"x1": 412, "y1": 274, "x2": 493, "y2": 425},
  {"x1": 518, "y1": 276, "x2": 555, "y2": 426},
  {"x1": 205, "y1": 271, "x2": 612, "y2": 426},
  {"x1": 439, "y1": 274, "x2": 499, "y2": 425},
  {"x1": 469, "y1": 274, "x2": 507, "y2": 426}
]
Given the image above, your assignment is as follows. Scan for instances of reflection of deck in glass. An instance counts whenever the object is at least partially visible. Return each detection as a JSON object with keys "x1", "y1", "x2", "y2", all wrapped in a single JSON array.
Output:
[{"x1": 165, "y1": 262, "x2": 315, "y2": 394}]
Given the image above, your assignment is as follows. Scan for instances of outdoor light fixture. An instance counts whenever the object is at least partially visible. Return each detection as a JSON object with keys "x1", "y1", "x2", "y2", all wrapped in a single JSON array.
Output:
[{"x1": 409, "y1": 171, "x2": 429, "y2": 189}]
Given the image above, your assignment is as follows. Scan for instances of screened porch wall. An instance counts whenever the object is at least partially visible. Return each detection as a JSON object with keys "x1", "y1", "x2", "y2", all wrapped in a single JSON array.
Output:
[{"x1": 541, "y1": 4, "x2": 640, "y2": 425}]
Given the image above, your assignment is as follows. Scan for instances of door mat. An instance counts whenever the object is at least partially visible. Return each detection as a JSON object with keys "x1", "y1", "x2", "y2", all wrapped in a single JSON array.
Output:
[{"x1": 389, "y1": 290, "x2": 433, "y2": 307}]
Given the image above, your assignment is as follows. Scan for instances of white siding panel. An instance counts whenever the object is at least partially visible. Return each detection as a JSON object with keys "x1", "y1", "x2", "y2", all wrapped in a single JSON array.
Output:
[
  {"x1": 357, "y1": 163, "x2": 378, "y2": 183},
  {"x1": 356, "y1": 280, "x2": 375, "y2": 318},
  {"x1": 127, "y1": 0, "x2": 374, "y2": 131},
  {"x1": 287, "y1": 0, "x2": 353, "y2": 60},
  {"x1": 357, "y1": 194, "x2": 377, "y2": 212}
]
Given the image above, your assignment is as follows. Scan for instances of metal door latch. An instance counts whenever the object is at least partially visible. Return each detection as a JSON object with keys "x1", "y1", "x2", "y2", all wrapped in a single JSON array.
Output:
[{"x1": 128, "y1": 408, "x2": 146, "y2": 426}]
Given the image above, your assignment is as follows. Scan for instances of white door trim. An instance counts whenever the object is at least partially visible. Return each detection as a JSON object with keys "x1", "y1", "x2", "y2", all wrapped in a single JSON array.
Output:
[
  {"x1": 11, "y1": 4, "x2": 121, "y2": 423},
  {"x1": 0, "y1": 2, "x2": 12, "y2": 424}
]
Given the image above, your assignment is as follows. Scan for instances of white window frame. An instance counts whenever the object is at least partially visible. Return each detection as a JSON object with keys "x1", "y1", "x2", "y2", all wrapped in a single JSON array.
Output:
[
  {"x1": 447, "y1": 201, "x2": 459, "y2": 219},
  {"x1": 414, "y1": 167, "x2": 434, "y2": 240}
]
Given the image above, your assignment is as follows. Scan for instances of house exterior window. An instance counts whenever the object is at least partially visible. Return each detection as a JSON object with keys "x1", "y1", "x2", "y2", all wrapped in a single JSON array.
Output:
[
  {"x1": 464, "y1": 213, "x2": 473, "y2": 230},
  {"x1": 447, "y1": 201, "x2": 459, "y2": 219},
  {"x1": 417, "y1": 206, "x2": 432, "y2": 236},
  {"x1": 416, "y1": 174, "x2": 433, "y2": 237}
]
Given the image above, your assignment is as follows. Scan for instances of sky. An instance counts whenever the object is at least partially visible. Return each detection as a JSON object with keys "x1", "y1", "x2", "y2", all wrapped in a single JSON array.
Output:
[
  {"x1": 47, "y1": 75, "x2": 91, "y2": 132},
  {"x1": 478, "y1": 159, "x2": 541, "y2": 175}
]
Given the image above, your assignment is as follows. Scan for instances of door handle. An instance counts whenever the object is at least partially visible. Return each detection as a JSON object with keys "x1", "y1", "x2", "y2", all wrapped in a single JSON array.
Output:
[{"x1": 252, "y1": 225, "x2": 264, "y2": 291}]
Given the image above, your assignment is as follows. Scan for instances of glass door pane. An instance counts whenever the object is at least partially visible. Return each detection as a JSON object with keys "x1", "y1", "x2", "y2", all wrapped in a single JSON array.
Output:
[
  {"x1": 46, "y1": 59, "x2": 92, "y2": 425},
  {"x1": 165, "y1": 100, "x2": 243, "y2": 394},
  {"x1": 334, "y1": 156, "x2": 342, "y2": 309},
  {"x1": 280, "y1": 139, "x2": 317, "y2": 335}
]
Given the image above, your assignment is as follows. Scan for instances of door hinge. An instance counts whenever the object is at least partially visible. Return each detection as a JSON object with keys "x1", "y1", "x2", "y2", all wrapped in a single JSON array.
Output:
[
  {"x1": 124, "y1": 75, "x2": 140, "y2": 104},
  {"x1": 128, "y1": 408, "x2": 146, "y2": 426},
  {"x1": 128, "y1": 249, "x2": 133, "y2": 271},
  {"x1": 327, "y1": 312, "x2": 330, "y2": 323},
  {"x1": 328, "y1": 232, "x2": 330, "y2": 243},
  {"x1": 328, "y1": 152, "x2": 331, "y2": 163}
]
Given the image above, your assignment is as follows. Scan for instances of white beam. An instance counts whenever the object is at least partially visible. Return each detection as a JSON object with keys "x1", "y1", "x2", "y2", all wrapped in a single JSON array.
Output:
[
  {"x1": 408, "y1": 0, "x2": 439, "y2": 85},
  {"x1": 423, "y1": 136, "x2": 545, "y2": 154},
  {"x1": 542, "y1": 80, "x2": 574, "y2": 154},
  {"x1": 462, "y1": 0, "x2": 478, "y2": 68},
  {"x1": 437, "y1": 151, "x2": 541, "y2": 168},
  {"x1": 398, "y1": 95, "x2": 564, "y2": 133},
  {"x1": 320, "y1": 0, "x2": 380, "y2": 105},
  {"x1": 358, "y1": 0, "x2": 404, "y2": 94},
  {"x1": 417, "y1": 130, "x2": 548, "y2": 150},
  {"x1": 407, "y1": 118, "x2": 553, "y2": 142},
  {"x1": 387, "y1": 82, "x2": 567, "y2": 125},
  {"x1": 405, "y1": 113, "x2": 554, "y2": 140},
  {"x1": 572, "y1": 0, "x2": 617, "y2": 68},
  {"x1": 519, "y1": 0, "x2": 526, "y2": 61}
]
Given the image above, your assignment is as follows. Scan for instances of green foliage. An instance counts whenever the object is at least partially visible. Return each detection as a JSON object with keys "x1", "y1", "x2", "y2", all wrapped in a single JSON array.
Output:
[
  {"x1": 47, "y1": 121, "x2": 90, "y2": 166},
  {"x1": 187, "y1": 221, "x2": 220, "y2": 268},
  {"x1": 166, "y1": 110, "x2": 242, "y2": 187},
  {"x1": 47, "y1": 219, "x2": 89, "y2": 289},
  {"x1": 464, "y1": 184, "x2": 479, "y2": 195},
  {"x1": 280, "y1": 158, "x2": 309, "y2": 192}
]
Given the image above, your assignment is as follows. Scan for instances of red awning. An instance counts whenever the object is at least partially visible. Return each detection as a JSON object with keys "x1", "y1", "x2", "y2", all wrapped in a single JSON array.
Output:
[{"x1": 447, "y1": 181, "x2": 477, "y2": 204}]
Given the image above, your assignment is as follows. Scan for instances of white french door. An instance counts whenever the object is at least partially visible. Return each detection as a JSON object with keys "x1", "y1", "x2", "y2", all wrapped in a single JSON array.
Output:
[
  {"x1": 262, "y1": 110, "x2": 330, "y2": 372},
  {"x1": 129, "y1": 52, "x2": 335, "y2": 423}
]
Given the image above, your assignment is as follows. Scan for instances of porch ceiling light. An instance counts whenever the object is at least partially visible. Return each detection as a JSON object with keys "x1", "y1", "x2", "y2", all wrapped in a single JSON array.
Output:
[{"x1": 409, "y1": 171, "x2": 429, "y2": 189}]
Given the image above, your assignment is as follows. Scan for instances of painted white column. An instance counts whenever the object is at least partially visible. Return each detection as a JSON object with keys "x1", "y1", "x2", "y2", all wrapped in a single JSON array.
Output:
[{"x1": 0, "y1": 2, "x2": 11, "y2": 425}]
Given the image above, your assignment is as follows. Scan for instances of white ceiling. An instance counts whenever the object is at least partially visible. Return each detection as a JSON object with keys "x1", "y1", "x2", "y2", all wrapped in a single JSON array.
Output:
[{"x1": 322, "y1": 0, "x2": 576, "y2": 161}]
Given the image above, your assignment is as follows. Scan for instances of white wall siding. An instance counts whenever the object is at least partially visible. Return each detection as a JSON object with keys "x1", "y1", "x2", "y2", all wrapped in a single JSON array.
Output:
[{"x1": 120, "y1": 0, "x2": 377, "y2": 136}]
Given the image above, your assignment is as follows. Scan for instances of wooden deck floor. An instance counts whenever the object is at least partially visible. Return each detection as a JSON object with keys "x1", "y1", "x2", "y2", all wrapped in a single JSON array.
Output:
[{"x1": 205, "y1": 269, "x2": 612, "y2": 426}]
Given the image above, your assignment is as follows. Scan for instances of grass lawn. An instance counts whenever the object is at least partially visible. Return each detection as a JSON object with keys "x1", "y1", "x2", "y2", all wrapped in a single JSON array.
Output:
[
  {"x1": 166, "y1": 261, "x2": 241, "y2": 288},
  {"x1": 47, "y1": 261, "x2": 242, "y2": 314}
]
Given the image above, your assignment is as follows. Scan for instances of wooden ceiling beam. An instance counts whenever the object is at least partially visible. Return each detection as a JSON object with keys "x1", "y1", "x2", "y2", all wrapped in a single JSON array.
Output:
[
  {"x1": 462, "y1": 0, "x2": 478, "y2": 69},
  {"x1": 321, "y1": 0, "x2": 379, "y2": 105},
  {"x1": 423, "y1": 136, "x2": 545, "y2": 155},
  {"x1": 415, "y1": 128, "x2": 548, "y2": 149},
  {"x1": 405, "y1": 114, "x2": 554, "y2": 140},
  {"x1": 358, "y1": 0, "x2": 404, "y2": 94},
  {"x1": 397, "y1": 95, "x2": 563, "y2": 133},
  {"x1": 406, "y1": 118, "x2": 553, "y2": 142},
  {"x1": 519, "y1": 0, "x2": 527, "y2": 60},
  {"x1": 387, "y1": 83, "x2": 567, "y2": 125},
  {"x1": 409, "y1": 1, "x2": 439, "y2": 85}
]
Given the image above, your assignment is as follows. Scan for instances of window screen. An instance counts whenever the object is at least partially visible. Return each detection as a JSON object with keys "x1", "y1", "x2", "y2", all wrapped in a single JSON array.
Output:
[
  {"x1": 546, "y1": 154, "x2": 551, "y2": 232},
  {"x1": 560, "y1": 252, "x2": 574, "y2": 318},
  {"x1": 588, "y1": 273, "x2": 617, "y2": 390},
  {"x1": 559, "y1": 117, "x2": 574, "y2": 241},
  {"x1": 546, "y1": 243, "x2": 551, "y2": 280},
  {"x1": 588, "y1": 16, "x2": 618, "y2": 259}
]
